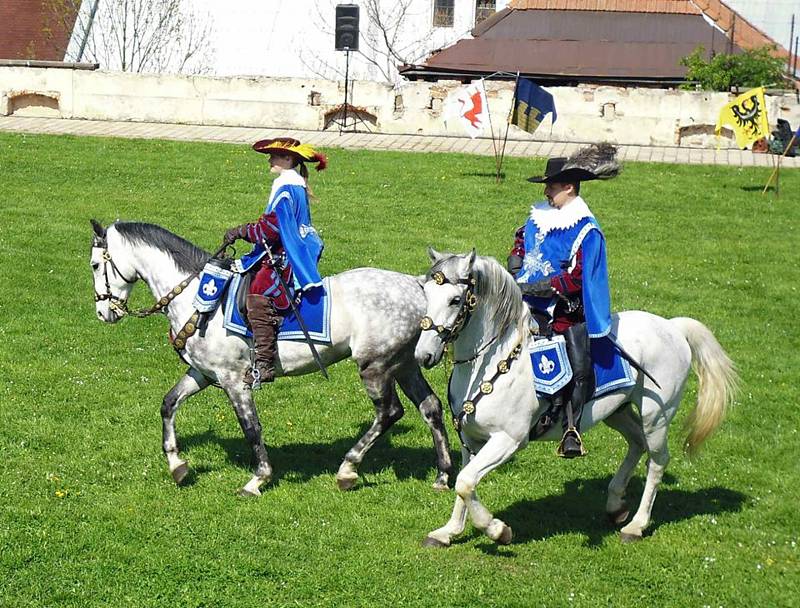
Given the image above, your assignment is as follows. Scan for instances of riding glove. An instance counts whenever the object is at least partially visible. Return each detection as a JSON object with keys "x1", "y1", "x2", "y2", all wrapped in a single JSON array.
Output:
[
  {"x1": 223, "y1": 224, "x2": 249, "y2": 245},
  {"x1": 519, "y1": 278, "x2": 555, "y2": 298}
]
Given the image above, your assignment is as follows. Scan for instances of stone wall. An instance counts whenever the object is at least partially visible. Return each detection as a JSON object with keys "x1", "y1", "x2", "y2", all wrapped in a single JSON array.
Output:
[{"x1": 1, "y1": 65, "x2": 798, "y2": 149}]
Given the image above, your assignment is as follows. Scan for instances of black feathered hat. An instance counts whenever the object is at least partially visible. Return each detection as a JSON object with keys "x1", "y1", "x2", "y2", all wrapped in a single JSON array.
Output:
[{"x1": 527, "y1": 143, "x2": 621, "y2": 184}]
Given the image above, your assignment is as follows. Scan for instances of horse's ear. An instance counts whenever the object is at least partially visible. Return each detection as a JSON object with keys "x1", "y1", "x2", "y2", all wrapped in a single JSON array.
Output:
[
  {"x1": 427, "y1": 246, "x2": 443, "y2": 263},
  {"x1": 468, "y1": 248, "x2": 477, "y2": 268},
  {"x1": 90, "y1": 219, "x2": 106, "y2": 239}
]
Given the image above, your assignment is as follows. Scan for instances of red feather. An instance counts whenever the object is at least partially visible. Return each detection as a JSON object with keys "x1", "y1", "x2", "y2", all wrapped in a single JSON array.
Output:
[{"x1": 313, "y1": 152, "x2": 328, "y2": 171}]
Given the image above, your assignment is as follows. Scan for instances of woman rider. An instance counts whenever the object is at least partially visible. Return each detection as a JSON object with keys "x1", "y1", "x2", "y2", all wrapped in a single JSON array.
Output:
[{"x1": 223, "y1": 137, "x2": 327, "y2": 388}]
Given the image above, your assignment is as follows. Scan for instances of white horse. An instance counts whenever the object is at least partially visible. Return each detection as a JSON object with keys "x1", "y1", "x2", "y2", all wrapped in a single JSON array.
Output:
[
  {"x1": 415, "y1": 250, "x2": 738, "y2": 546},
  {"x1": 89, "y1": 220, "x2": 452, "y2": 496}
]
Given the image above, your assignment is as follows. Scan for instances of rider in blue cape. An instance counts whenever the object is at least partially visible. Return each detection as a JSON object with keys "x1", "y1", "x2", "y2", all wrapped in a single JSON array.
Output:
[
  {"x1": 223, "y1": 137, "x2": 327, "y2": 388},
  {"x1": 508, "y1": 143, "x2": 621, "y2": 458}
]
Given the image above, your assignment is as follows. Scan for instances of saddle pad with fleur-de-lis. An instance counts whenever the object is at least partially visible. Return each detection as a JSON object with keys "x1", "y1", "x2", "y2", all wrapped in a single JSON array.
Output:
[
  {"x1": 223, "y1": 273, "x2": 332, "y2": 344},
  {"x1": 193, "y1": 261, "x2": 234, "y2": 313},
  {"x1": 529, "y1": 335, "x2": 573, "y2": 395}
]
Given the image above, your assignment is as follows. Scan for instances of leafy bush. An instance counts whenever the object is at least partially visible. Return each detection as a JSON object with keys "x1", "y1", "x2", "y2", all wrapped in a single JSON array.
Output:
[{"x1": 680, "y1": 45, "x2": 786, "y2": 91}]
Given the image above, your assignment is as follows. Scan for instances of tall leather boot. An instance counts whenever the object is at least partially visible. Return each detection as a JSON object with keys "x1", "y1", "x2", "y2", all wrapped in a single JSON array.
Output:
[
  {"x1": 244, "y1": 294, "x2": 279, "y2": 389},
  {"x1": 558, "y1": 323, "x2": 594, "y2": 458}
]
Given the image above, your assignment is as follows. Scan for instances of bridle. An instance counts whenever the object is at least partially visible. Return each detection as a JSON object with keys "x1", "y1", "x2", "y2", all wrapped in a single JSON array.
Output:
[
  {"x1": 419, "y1": 269, "x2": 477, "y2": 344},
  {"x1": 92, "y1": 239, "x2": 197, "y2": 319},
  {"x1": 93, "y1": 239, "x2": 138, "y2": 316}
]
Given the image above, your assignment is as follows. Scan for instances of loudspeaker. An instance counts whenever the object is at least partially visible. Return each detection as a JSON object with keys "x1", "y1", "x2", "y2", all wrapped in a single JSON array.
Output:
[{"x1": 335, "y1": 4, "x2": 359, "y2": 51}]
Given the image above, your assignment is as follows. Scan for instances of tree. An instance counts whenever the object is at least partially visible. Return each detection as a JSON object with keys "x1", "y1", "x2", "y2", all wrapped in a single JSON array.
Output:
[
  {"x1": 44, "y1": 0, "x2": 215, "y2": 74},
  {"x1": 680, "y1": 45, "x2": 787, "y2": 92},
  {"x1": 302, "y1": 0, "x2": 462, "y2": 83}
]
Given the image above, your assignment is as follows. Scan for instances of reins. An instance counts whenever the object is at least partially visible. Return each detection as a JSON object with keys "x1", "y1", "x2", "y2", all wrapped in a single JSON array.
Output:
[{"x1": 93, "y1": 239, "x2": 230, "y2": 349}]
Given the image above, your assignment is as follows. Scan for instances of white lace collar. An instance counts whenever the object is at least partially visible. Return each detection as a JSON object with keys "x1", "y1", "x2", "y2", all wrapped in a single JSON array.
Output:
[
  {"x1": 270, "y1": 169, "x2": 306, "y2": 198},
  {"x1": 529, "y1": 196, "x2": 594, "y2": 235}
]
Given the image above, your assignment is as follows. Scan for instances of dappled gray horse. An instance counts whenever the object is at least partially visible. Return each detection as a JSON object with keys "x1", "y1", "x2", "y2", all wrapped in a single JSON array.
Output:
[
  {"x1": 416, "y1": 250, "x2": 738, "y2": 545},
  {"x1": 89, "y1": 220, "x2": 451, "y2": 495}
]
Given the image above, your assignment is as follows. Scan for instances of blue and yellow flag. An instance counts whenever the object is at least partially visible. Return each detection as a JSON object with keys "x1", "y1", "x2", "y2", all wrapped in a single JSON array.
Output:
[
  {"x1": 715, "y1": 86, "x2": 770, "y2": 149},
  {"x1": 509, "y1": 78, "x2": 557, "y2": 133}
]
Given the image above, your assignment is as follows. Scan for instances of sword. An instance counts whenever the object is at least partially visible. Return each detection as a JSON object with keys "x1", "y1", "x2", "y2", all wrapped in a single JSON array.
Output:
[
  {"x1": 261, "y1": 240, "x2": 329, "y2": 380},
  {"x1": 608, "y1": 334, "x2": 661, "y2": 389}
]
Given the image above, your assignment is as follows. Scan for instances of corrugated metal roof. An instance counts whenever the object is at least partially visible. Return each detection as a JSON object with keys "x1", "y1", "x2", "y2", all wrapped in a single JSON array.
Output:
[{"x1": 508, "y1": 0, "x2": 702, "y2": 14}]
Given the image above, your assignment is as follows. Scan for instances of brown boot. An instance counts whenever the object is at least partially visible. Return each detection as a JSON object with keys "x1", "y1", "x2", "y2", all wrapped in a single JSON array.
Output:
[{"x1": 244, "y1": 294, "x2": 279, "y2": 389}]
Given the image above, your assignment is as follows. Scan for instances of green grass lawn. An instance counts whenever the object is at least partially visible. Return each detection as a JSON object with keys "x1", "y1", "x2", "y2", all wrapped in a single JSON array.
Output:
[{"x1": 0, "y1": 132, "x2": 798, "y2": 607}]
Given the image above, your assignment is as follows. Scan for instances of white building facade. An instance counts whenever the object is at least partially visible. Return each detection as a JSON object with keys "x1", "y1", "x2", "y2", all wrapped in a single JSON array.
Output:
[{"x1": 67, "y1": 0, "x2": 510, "y2": 82}]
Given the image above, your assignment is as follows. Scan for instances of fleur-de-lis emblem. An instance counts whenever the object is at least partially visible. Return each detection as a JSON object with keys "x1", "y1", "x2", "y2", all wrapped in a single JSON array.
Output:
[
  {"x1": 538, "y1": 354, "x2": 555, "y2": 375},
  {"x1": 202, "y1": 278, "x2": 218, "y2": 297}
]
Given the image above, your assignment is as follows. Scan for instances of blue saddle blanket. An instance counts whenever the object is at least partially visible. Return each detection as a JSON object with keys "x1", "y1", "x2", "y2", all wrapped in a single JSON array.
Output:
[
  {"x1": 530, "y1": 335, "x2": 635, "y2": 398},
  {"x1": 223, "y1": 274, "x2": 332, "y2": 344}
]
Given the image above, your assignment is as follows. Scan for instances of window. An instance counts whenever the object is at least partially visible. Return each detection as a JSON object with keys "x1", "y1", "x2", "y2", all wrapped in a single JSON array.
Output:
[
  {"x1": 433, "y1": 0, "x2": 454, "y2": 28},
  {"x1": 475, "y1": 0, "x2": 495, "y2": 26}
]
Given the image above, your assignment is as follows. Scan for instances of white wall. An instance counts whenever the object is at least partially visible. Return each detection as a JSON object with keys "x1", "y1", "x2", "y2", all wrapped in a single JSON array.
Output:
[
  {"x1": 66, "y1": 0, "x2": 511, "y2": 82},
  {"x1": 2, "y1": 66, "x2": 798, "y2": 148}
]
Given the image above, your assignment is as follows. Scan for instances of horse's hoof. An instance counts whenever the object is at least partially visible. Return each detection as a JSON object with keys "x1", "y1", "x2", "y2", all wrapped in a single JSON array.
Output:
[
  {"x1": 497, "y1": 525, "x2": 514, "y2": 545},
  {"x1": 422, "y1": 536, "x2": 448, "y2": 549},
  {"x1": 336, "y1": 476, "x2": 358, "y2": 491},
  {"x1": 431, "y1": 479, "x2": 450, "y2": 492},
  {"x1": 607, "y1": 506, "x2": 630, "y2": 527},
  {"x1": 238, "y1": 487, "x2": 261, "y2": 498},
  {"x1": 620, "y1": 532, "x2": 643, "y2": 543},
  {"x1": 171, "y1": 462, "x2": 189, "y2": 485}
]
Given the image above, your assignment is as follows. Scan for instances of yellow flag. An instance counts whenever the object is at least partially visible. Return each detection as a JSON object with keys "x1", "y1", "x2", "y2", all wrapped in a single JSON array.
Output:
[{"x1": 715, "y1": 87, "x2": 770, "y2": 149}]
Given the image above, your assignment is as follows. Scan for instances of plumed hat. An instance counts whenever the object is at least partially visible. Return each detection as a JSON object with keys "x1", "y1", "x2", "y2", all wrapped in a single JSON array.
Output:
[
  {"x1": 252, "y1": 137, "x2": 328, "y2": 171},
  {"x1": 527, "y1": 143, "x2": 621, "y2": 184}
]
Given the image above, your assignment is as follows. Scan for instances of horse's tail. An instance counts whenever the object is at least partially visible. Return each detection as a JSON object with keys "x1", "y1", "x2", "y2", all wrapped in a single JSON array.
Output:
[{"x1": 670, "y1": 317, "x2": 738, "y2": 456}]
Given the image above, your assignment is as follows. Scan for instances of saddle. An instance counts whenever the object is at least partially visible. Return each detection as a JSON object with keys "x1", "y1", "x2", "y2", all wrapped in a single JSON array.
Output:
[{"x1": 191, "y1": 257, "x2": 333, "y2": 344}]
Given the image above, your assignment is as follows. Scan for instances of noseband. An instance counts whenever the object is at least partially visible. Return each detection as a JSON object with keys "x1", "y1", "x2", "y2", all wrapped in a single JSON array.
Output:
[
  {"x1": 420, "y1": 270, "x2": 477, "y2": 343},
  {"x1": 93, "y1": 242, "x2": 138, "y2": 315}
]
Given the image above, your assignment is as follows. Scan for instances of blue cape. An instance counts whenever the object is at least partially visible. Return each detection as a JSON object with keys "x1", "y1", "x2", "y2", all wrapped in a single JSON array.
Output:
[
  {"x1": 237, "y1": 171, "x2": 323, "y2": 292},
  {"x1": 517, "y1": 210, "x2": 612, "y2": 338}
]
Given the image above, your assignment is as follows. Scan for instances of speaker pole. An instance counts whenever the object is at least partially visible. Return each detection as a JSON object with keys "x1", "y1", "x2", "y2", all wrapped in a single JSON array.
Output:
[{"x1": 341, "y1": 49, "x2": 350, "y2": 135}]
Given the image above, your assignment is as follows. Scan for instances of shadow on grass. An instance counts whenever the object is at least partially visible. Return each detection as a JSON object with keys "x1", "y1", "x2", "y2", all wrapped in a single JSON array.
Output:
[
  {"x1": 180, "y1": 422, "x2": 455, "y2": 486},
  {"x1": 740, "y1": 185, "x2": 775, "y2": 192},
  {"x1": 496, "y1": 476, "x2": 748, "y2": 548},
  {"x1": 460, "y1": 171, "x2": 506, "y2": 179}
]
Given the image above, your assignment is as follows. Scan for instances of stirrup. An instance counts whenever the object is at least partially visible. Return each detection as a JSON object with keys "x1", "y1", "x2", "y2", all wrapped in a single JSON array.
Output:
[
  {"x1": 244, "y1": 364, "x2": 274, "y2": 390},
  {"x1": 557, "y1": 427, "x2": 587, "y2": 459}
]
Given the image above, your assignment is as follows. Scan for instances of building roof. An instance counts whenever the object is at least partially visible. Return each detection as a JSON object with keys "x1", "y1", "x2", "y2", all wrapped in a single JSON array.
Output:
[
  {"x1": 506, "y1": 0, "x2": 788, "y2": 56},
  {"x1": 400, "y1": 0, "x2": 790, "y2": 85},
  {"x1": 508, "y1": 0, "x2": 702, "y2": 14},
  {"x1": 401, "y1": 8, "x2": 742, "y2": 84},
  {"x1": 0, "y1": 0, "x2": 77, "y2": 61}
]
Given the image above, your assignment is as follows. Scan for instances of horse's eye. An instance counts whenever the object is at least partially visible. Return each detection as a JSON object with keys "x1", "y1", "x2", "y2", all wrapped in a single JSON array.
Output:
[
  {"x1": 449, "y1": 297, "x2": 461, "y2": 306},
  {"x1": 91, "y1": 263, "x2": 100, "y2": 271}
]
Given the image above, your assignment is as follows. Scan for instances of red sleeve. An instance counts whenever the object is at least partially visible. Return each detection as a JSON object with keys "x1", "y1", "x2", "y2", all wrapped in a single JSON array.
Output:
[
  {"x1": 549, "y1": 247, "x2": 583, "y2": 295},
  {"x1": 243, "y1": 211, "x2": 281, "y2": 245},
  {"x1": 510, "y1": 225, "x2": 525, "y2": 258}
]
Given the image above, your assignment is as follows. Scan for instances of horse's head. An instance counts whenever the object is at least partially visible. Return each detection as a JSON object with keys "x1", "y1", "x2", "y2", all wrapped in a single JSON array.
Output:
[
  {"x1": 89, "y1": 219, "x2": 138, "y2": 323},
  {"x1": 415, "y1": 247, "x2": 477, "y2": 369}
]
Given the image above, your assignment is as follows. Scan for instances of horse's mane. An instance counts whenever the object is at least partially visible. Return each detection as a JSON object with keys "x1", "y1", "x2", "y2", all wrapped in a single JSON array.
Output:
[
  {"x1": 473, "y1": 255, "x2": 530, "y2": 340},
  {"x1": 113, "y1": 222, "x2": 210, "y2": 274},
  {"x1": 430, "y1": 253, "x2": 529, "y2": 340}
]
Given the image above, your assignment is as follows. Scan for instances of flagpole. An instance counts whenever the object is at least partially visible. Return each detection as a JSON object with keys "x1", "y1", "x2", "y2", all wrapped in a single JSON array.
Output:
[
  {"x1": 483, "y1": 79, "x2": 502, "y2": 183},
  {"x1": 496, "y1": 71, "x2": 520, "y2": 184},
  {"x1": 762, "y1": 133, "x2": 796, "y2": 195}
]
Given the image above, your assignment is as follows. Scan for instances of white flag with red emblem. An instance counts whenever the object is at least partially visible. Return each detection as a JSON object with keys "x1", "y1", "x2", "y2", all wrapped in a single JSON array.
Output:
[{"x1": 443, "y1": 80, "x2": 489, "y2": 139}]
